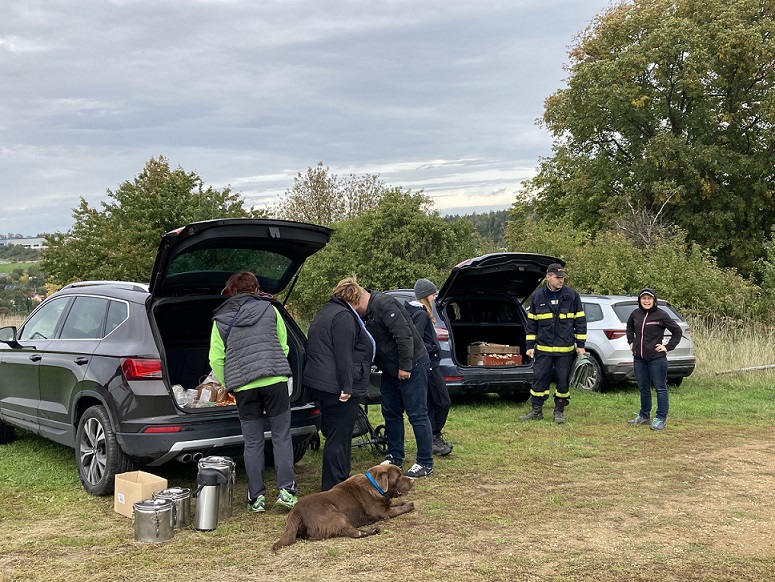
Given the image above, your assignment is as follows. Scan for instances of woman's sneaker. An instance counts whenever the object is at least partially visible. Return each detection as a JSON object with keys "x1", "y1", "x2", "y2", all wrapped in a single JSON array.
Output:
[
  {"x1": 650, "y1": 418, "x2": 667, "y2": 431},
  {"x1": 247, "y1": 495, "x2": 265, "y2": 513},
  {"x1": 275, "y1": 489, "x2": 298, "y2": 510},
  {"x1": 628, "y1": 414, "x2": 650, "y2": 425},
  {"x1": 380, "y1": 454, "x2": 402, "y2": 469},
  {"x1": 404, "y1": 463, "x2": 433, "y2": 478}
]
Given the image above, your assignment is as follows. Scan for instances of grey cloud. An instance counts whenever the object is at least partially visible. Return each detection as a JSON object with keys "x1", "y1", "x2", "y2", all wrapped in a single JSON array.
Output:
[{"x1": 0, "y1": 0, "x2": 609, "y2": 235}]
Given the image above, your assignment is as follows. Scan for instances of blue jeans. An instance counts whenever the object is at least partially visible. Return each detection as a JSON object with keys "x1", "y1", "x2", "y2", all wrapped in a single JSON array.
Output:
[
  {"x1": 633, "y1": 356, "x2": 669, "y2": 421},
  {"x1": 380, "y1": 355, "x2": 433, "y2": 468}
]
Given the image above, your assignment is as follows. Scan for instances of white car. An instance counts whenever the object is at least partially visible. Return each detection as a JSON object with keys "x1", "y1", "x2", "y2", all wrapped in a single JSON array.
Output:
[{"x1": 578, "y1": 294, "x2": 696, "y2": 391}]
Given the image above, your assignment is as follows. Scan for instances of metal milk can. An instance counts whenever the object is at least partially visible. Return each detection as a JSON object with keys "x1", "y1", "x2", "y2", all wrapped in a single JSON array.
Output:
[
  {"x1": 133, "y1": 498, "x2": 175, "y2": 542},
  {"x1": 152, "y1": 487, "x2": 191, "y2": 529}
]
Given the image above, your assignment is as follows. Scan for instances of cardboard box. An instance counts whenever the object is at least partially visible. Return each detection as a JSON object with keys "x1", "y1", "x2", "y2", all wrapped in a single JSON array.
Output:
[
  {"x1": 114, "y1": 471, "x2": 168, "y2": 518},
  {"x1": 467, "y1": 354, "x2": 522, "y2": 366},
  {"x1": 467, "y1": 342, "x2": 520, "y2": 355}
]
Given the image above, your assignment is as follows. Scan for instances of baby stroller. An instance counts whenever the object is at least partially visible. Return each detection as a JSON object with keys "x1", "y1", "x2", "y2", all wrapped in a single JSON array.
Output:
[
  {"x1": 352, "y1": 372, "x2": 387, "y2": 454},
  {"x1": 307, "y1": 373, "x2": 387, "y2": 456},
  {"x1": 351, "y1": 401, "x2": 388, "y2": 455}
]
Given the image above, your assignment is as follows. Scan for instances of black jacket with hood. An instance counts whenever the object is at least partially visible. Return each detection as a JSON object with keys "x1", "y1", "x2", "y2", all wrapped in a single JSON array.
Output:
[
  {"x1": 404, "y1": 300, "x2": 441, "y2": 366},
  {"x1": 364, "y1": 291, "x2": 427, "y2": 378},
  {"x1": 626, "y1": 288, "x2": 683, "y2": 361}
]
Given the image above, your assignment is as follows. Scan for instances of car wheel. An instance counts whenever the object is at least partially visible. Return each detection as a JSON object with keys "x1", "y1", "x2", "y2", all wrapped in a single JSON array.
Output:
[
  {"x1": 667, "y1": 377, "x2": 683, "y2": 387},
  {"x1": 264, "y1": 436, "x2": 313, "y2": 466},
  {"x1": 293, "y1": 439, "x2": 308, "y2": 464},
  {"x1": 75, "y1": 405, "x2": 134, "y2": 496},
  {"x1": 0, "y1": 419, "x2": 15, "y2": 444},
  {"x1": 578, "y1": 354, "x2": 606, "y2": 392}
]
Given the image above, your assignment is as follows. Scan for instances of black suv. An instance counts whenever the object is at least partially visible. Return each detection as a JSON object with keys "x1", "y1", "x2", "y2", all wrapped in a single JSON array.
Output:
[
  {"x1": 0, "y1": 218, "x2": 331, "y2": 495},
  {"x1": 386, "y1": 252, "x2": 561, "y2": 399}
]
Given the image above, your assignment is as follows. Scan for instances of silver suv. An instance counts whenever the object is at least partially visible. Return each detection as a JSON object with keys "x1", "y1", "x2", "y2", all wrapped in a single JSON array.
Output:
[{"x1": 578, "y1": 294, "x2": 695, "y2": 391}]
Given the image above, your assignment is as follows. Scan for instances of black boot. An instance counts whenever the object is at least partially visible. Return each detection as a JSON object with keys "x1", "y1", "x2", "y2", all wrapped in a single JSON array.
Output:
[
  {"x1": 519, "y1": 403, "x2": 543, "y2": 421},
  {"x1": 554, "y1": 398, "x2": 568, "y2": 424}
]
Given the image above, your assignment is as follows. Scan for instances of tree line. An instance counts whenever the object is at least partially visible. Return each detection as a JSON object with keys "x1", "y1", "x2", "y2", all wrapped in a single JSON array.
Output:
[{"x1": 28, "y1": 0, "x2": 775, "y2": 322}]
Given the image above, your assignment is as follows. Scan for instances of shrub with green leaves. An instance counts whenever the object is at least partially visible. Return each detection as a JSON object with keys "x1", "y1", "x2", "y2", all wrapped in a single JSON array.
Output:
[
  {"x1": 288, "y1": 189, "x2": 479, "y2": 321},
  {"x1": 504, "y1": 216, "x2": 760, "y2": 320}
]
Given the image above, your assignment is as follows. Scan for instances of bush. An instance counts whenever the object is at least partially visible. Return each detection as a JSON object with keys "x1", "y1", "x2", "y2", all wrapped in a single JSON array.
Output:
[{"x1": 504, "y1": 217, "x2": 760, "y2": 319}]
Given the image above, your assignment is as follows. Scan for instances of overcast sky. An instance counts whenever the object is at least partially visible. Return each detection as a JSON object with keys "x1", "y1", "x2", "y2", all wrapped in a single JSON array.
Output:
[{"x1": 1, "y1": 0, "x2": 610, "y2": 236}]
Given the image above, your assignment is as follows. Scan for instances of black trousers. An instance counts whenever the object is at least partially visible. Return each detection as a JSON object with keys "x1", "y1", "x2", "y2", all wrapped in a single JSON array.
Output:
[
  {"x1": 313, "y1": 388, "x2": 360, "y2": 491},
  {"x1": 427, "y1": 365, "x2": 451, "y2": 435},
  {"x1": 529, "y1": 352, "x2": 573, "y2": 406}
]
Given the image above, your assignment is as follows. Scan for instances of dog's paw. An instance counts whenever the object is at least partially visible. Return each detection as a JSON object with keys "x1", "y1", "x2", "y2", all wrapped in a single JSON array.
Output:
[{"x1": 406, "y1": 501, "x2": 415, "y2": 511}]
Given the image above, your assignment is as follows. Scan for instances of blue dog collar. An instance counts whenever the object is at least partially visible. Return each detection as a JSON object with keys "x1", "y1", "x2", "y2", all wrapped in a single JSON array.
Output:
[{"x1": 365, "y1": 471, "x2": 389, "y2": 498}]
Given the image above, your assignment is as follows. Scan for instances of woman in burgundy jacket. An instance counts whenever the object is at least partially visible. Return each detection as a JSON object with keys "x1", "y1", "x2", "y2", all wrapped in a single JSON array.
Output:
[{"x1": 626, "y1": 288, "x2": 683, "y2": 431}]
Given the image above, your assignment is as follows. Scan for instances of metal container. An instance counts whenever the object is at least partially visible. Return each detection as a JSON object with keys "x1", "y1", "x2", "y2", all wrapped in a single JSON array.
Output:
[
  {"x1": 197, "y1": 455, "x2": 235, "y2": 521},
  {"x1": 133, "y1": 498, "x2": 175, "y2": 543},
  {"x1": 192, "y1": 468, "x2": 226, "y2": 531},
  {"x1": 152, "y1": 487, "x2": 191, "y2": 529}
]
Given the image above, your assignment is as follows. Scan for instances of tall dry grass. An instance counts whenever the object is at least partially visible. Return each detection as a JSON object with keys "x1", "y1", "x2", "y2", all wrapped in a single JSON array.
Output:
[
  {"x1": 688, "y1": 315, "x2": 775, "y2": 380},
  {"x1": 0, "y1": 315, "x2": 25, "y2": 328}
]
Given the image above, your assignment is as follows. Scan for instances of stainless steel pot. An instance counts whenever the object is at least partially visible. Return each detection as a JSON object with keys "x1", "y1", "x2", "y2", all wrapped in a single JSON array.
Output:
[
  {"x1": 152, "y1": 487, "x2": 191, "y2": 529},
  {"x1": 133, "y1": 498, "x2": 175, "y2": 543}
]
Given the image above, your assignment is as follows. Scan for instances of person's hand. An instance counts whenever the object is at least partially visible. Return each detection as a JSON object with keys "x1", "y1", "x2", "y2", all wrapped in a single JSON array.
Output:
[
  {"x1": 338, "y1": 391, "x2": 351, "y2": 402},
  {"x1": 629, "y1": 343, "x2": 634, "y2": 351},
  {"x1": 526, "y1": 348, "x2": 535, "y2": 359},
  {"x1": 655, "y1": 344, "x2": 667, "y2": 353},
  {"x1": 576, "y1": 347, "x2": 586, "y2": 355},
  {"x1": 398, "y1": 369, "x2": 411, "y2": 380}
]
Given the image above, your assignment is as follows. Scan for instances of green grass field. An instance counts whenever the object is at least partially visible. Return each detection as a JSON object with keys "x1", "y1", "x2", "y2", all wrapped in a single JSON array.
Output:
[
  {"x1": 0, "y1": 261, "x2": 35, "y2": 274},
  {"x1": 0, "y1": 320, "x2": 773, "y2": 581}
]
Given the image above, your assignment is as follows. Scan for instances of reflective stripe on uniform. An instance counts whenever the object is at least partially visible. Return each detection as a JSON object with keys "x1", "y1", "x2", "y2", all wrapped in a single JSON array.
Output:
[
  {"x1": 528, "y1": 312, "x2": 553, "y2": 320},
  {"x1": 530, "y1": 388, "x2": 550, "y2": 397},
  {"x1": 536, "y1": 345, "x2": 576, "y2": 353}
]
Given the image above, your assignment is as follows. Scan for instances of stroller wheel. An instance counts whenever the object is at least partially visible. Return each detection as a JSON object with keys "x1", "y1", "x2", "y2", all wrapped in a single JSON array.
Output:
[{"x1": 372, "y1": 424, "x2": 388, "y2": 455}]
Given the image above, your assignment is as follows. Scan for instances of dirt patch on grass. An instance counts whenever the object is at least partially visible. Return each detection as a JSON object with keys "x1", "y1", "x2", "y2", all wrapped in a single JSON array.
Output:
[{"x1": 1, "y1": 423, "x2": 774, "y2": 582}]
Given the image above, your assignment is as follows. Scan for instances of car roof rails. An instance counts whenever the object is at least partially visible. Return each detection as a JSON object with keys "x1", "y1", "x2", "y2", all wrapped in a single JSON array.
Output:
[{"x1": 61, "y1": 281, "x2": 150, "y2": 293}]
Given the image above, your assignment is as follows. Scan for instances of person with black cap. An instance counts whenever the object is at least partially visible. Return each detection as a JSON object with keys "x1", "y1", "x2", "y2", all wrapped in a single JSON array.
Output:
[
  {"x1": 403, "y1": 278, "x2": 453, "y2": 456},
  {"x1": 626, "y1": 288, "x2": 683, "y2": 431},
  {"x1": 521, "y1": 263, "x2": 587, "y2": 424}
]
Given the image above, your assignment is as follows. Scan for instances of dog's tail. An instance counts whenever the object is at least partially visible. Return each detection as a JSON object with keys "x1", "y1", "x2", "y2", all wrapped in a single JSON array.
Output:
[{"x1": 272, "y1": 510, "x2": 303, "y2": 551}]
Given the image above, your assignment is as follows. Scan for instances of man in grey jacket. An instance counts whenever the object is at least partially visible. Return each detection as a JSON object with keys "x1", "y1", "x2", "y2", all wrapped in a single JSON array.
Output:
[{"x1": 354, "y1": 285, "x2": 434, "y2": 478}]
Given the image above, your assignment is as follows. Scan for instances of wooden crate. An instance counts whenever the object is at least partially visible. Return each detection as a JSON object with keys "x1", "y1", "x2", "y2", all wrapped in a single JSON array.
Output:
[
  {"x1": 467, "y1": 354, "x2": 522, "y2": 366},
  {"x1": 467, "y1": 342, "x2": 520, "y2": 355}
]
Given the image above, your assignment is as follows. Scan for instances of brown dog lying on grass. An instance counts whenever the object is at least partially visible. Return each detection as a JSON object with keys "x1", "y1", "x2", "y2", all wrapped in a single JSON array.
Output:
[{"x1": 272, "y1": 464, "x2": 414, "y2": 550}]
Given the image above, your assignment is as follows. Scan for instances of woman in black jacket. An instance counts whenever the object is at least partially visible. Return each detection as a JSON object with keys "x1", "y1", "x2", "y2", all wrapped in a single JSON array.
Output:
[
  {"x1": 404, "y1": 278, "x2": 453, "y2": 456},
  {"x1": 304, "y1": 277, "x2": 375, "y2": 490},
  {"x1": 626, "y1": 288, "x2": 683, "y2": 431}
]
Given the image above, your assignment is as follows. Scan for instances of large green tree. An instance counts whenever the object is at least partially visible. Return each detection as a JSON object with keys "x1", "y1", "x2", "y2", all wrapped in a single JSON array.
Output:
[
  {"x1": 272, "y1": 162, "x2": 386, "y2": 226},
  {"x1": 42, "y1": 156, "x2": 252, "y2": 284},
  {"x1": 524, "y1": 0, "x2": 775, "y2": 277},
  {"x1": 288, "y1": 189, "x2": 479, "y2": 320}
]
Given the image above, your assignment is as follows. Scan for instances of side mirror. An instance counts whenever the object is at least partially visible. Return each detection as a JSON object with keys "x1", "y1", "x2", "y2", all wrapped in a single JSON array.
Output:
[{"x1": 0, "y1": 326, "x2": 23, "y2": 349}]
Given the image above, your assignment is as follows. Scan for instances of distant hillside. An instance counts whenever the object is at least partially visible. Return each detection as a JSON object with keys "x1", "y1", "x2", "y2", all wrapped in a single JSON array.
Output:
[{"x1": 443, "y1": 209, "x2": 509, "y2": 243}]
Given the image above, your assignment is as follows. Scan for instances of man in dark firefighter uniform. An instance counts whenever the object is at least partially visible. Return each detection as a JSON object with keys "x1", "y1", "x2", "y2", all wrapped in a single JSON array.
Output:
[{"x1": 521, "y1": 263, "x2": 587, "y2": 424}]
